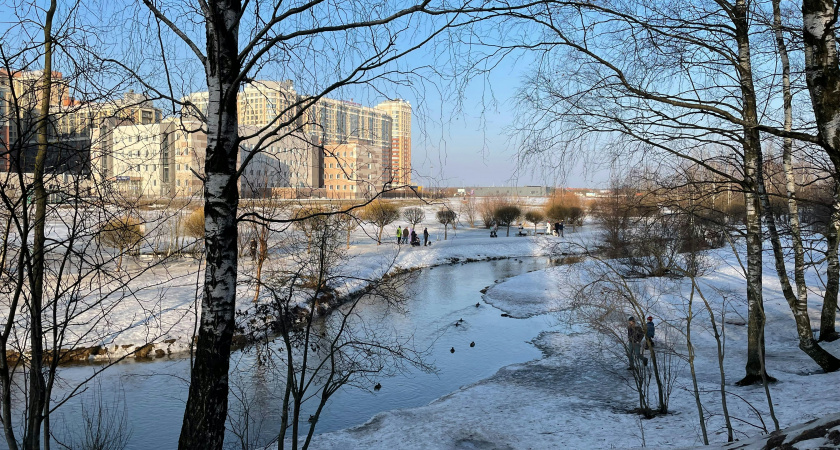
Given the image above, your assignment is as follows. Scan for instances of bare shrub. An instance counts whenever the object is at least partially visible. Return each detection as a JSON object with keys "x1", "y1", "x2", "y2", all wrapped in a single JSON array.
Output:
[{"x1": 98, "y1": 216, "x2": 144, "y2": 270}]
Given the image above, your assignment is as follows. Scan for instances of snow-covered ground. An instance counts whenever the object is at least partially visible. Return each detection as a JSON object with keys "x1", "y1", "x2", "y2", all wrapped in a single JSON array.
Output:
[
  {"x1": 34, "y1": 202, "x2": 589, "y2": 360},
  {"x1": 307, "y1": 241, "x2": 840, "y2": 449}
]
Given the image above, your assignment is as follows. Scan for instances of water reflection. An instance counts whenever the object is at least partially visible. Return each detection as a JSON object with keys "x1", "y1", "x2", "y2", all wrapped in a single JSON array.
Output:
[{"x1": 43, "y1": 257, "x2": 554, "y2": 450}]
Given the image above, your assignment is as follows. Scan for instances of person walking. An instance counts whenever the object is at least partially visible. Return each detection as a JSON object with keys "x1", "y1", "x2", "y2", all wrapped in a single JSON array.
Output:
[
  {"x1": 423, "y1": 227, "x2": 429, "y2": 246},
  {"x1": 403, "y1": 225, "x2": 410, "y2": 244},
  {"x1": 396, "y1": 226, "x2": 402, "y2": 245},
  {"x1": 249, "y1": 238, "x2": 258, "y2": 261},
  {"x1": 545, "y1": 221, "x2": 552, "y2": 236},
  {"x1": 559, "y1": 221, "x2": 565, "y2": 237},
  {"x1": 554, "y1": 222, "x2": 561, "y2": 237},
  {"x1": 645, "y1": 316, "x2": 655, "y2": 349},
  {"x1": 627, "y1": 316, "x2": 646, "y2": 369}
]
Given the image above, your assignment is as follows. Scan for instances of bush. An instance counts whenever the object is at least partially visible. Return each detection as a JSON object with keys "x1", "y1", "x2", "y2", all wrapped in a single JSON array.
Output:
[
  {"x1": 493, "y1": 205, "x2": 521, "y2": 237},
  {"x1": 183, "y1": 207, "x2": 205, "y2": 239},
  {"x1": 99, "y1": 216, "x2": 144, "y2": 270}
]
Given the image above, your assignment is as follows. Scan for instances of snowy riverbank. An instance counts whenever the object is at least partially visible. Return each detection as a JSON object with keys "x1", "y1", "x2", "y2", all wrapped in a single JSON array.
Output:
[
  {"x1": 32, "y1": 218, "x2": 590, "y2": 363},
  {"x1": 307, "y1": 243, "x2": 840, "y2": 449}
]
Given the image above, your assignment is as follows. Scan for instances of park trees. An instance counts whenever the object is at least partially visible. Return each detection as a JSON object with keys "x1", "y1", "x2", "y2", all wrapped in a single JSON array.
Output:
[
  {"x1": 361, "y1": 201, "x2": 400, "y2": 245},
  {"x1": 493, "y1": 205, "x2": 521, "y2": 237},
  {"x1": 524, "y1": 210, "x2": 544, "y2": 234},
  {"x1": 436, "y1": 208, "x2": 458, "y2": 240},
  {"x1": 504, "y1": 0, "x2": 840, "y2": 382}
]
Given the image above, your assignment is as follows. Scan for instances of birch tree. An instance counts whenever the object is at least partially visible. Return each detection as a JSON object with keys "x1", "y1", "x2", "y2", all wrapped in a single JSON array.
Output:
[
  {"x1": 504, "y1": 0, "x2": 840, "y2": 382},
  {"x1": 130, "y1": 3, "x2": 543, "y2": 446}
]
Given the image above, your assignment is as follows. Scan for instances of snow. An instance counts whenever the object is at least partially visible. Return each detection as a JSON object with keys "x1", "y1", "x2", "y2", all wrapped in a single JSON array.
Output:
[
  {"x1": 12, "y1": 200, "x2": 840, "y2": 449},
  {"x1": 15, "y1": 202, "x2": 579, "y2": 361},
  {"x1": 306, "y1": 238, "x2": 840, "y2": 449}
]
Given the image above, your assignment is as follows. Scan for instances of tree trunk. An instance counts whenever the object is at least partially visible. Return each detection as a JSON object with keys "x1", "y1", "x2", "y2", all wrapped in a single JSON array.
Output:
[
  {"x1": 686, "y1": 285, "x2": 709, "y2": 444},
  {"x1": 734, "y1": 0, "x2": 771, "y2": 385},
  {"x1": 802, "y1": 0, "x2": 840, "y2": 342},
  {"x1": 253, "y1": 232, "x2": 267, "y2": 303},
  {"x1": 23, "y1": 3, "x2": 56, "y2": 447},
  {"x1": 757, "y1": 171, "x2": 840, "y2": 371},
  {"x1": 820, "y1": 189, "x2": 840, "y2": 341},
  {"x1": 178, "y1": 2, "x2": 241, "y2": 448}
]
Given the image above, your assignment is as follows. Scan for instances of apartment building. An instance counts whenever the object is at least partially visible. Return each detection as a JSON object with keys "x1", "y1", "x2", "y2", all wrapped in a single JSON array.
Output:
[
  {"x1": 182, "y1": 81, "x2": 396, "y2": 195},
  {"x1": 171, "y1": 122, "x2": 207, "y2": 198},
  {"x1": 323, "y1": 143, "x2": 384, "y2": 199},
  {"x1": 111, "y1": 121, "x2": 176, "y2": 198},
  {"x1": 375, "y1": 99, "x2": 411, "y2": 186},
  {"x1": 240, "y1": 131, "x2": 320, "y2": 198}
]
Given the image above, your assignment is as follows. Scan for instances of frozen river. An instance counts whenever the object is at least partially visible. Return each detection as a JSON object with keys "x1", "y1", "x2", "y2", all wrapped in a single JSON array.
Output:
[{"x1": 40, "y1": 257, "x2": 558, "y2": 449}]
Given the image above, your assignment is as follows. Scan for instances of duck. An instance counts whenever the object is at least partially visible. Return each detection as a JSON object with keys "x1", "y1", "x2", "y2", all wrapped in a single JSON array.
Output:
[
  {"x1": 475, "y1": 302, "x2": 480, "y2": 307},
  {"x1": 470, "y1": 341, "x2": 475, "y2": 347},
  {"x1": 374, "y1": 383, "x2": 381, "y2": 391},
  {"x1": 454, "y1": 322, "x2": 460, "y2": 327},
  {"x1": 450, "y1": 347, "x2": 455, "y2": 353}
]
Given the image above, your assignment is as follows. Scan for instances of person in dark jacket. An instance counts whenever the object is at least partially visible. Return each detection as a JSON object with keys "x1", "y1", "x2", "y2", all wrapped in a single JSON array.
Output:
[
  {"x1": 627, "y1": 316, "x2": 647, "y2": 369},
  {"x1": 423, "y1": 227, "x2": 430, "y2": 246},
  {"x1": 645, "y1": 316, "x2": 655, "y2": 349}
]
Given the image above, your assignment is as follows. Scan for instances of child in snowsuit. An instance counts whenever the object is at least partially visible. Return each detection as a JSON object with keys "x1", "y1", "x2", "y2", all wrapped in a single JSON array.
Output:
[{"x1": 645, "y1": 316, "x2": 655, "y2": 349}]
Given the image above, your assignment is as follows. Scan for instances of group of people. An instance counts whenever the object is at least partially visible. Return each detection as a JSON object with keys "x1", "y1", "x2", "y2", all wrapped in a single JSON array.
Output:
[
  {"x1": 396, "y1": 225, "x2": 430, "y2": 247},
  {"x1": 626, "y1": 315, "x2": 655, "y2": 370},
  {"x1": 546, "y1": 221, "x2": 565, "y2": 237}
]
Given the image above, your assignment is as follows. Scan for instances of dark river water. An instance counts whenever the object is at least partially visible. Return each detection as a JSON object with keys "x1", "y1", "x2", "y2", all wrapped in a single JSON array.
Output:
[{"x1": 30, "y1": 257, "x2": 556, "y2": 450}]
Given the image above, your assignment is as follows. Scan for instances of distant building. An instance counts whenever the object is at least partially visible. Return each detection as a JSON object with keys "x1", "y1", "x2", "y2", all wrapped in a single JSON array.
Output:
[
  {"x1": 111, "y1": 121, "x2": 177, "y2": 198},
  {"x1": 239, "y1": 129, "x2": 320, "y2": 198},
  {"x1": 460, "y1": 186, "x2": 554, "y2": 197},
  {"x1": 182, "y1": 81, "x2": 401, "y2": 194},
  {"x1": 322, "y1": 143, "x2": 385, "y2": 199},
  {"x1": 376, "y1": 99, "x2": 411, "y2": 185}
]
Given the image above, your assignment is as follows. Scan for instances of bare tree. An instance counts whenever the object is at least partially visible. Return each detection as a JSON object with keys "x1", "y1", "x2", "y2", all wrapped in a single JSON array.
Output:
[
  {"x1": 436, "y1": 208, "x2": 457, "y2": 240},
  {"x1": 361, "y1": 201, "x2": 400, "y2": 245},
  {"x1": 402, "y1": 207, "x2": 425, "y2": 229},
  {"x1": 243, "y1": 209, "x2": 429, "y2": 450},
  {"x1": 493, "y1": 205, "x2": 520, "y2": 237},
  {"x1": 460, "y1": 195, "x2": 477, "y2": 227}
]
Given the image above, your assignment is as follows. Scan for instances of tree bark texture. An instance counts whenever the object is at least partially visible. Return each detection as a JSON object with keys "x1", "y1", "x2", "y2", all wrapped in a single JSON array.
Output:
[
  {"x1": 821, "y1": 188, "x2": 840, "y2": 341},
  {"x1": 734, "y1": 0, "x2": 771, "y2": 385},
  {"x1": 178, "y1": 1, "x2": 241, "y2": 448},
  {"x1": 802, "y1": 0, "x2": 840, "y2": 343}
]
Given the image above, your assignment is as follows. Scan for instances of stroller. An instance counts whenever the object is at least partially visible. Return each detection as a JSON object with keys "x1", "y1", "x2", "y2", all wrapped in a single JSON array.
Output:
[{"x1": 410, "y1": 231, "x2": 421, "y2": 246}]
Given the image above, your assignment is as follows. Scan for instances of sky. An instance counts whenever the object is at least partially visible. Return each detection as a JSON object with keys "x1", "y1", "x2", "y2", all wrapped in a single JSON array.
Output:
[
  {"x1": 0, "y1": 0, "x2": 613, "y2": 189},
  {"x1": 369, "y1": 48, "x2": 612, "y2": 189}
]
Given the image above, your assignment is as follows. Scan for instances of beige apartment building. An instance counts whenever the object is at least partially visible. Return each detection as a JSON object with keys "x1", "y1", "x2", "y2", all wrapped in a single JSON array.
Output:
[
  {"x1": 182, "y1": 81, "x2": 397, "y2": 196},
  {"x1": 323, "y1": 143, "x2": 384, "y2": 199},
  {"x1": 376, "y1": 99, "x2": 411, "y2": 186},
  {"x1": 111, "y1": 121, "x2": 176, "y2": 198},
  {"x1": 240, "y1": 131, "x2": 320, "y2": 198}
]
